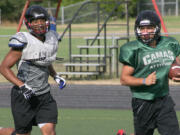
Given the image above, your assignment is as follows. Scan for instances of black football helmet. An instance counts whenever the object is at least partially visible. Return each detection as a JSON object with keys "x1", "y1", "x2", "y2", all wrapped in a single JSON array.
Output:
[
  {"x1": 24, "y1": 5, "x2": 50, "y2": 37},
  {"x1": 134, "y1": 10, "x2": 161, "y2": 44}
]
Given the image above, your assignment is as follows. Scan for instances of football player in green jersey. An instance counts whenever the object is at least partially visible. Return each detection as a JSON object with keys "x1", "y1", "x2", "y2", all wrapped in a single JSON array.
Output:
[{"x1": 119, "y1": 10, "x2": 180, "y2": 135}]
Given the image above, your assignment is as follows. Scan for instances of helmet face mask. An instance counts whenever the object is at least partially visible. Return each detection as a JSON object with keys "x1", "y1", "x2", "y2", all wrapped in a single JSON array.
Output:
[
  {"x1": 135, "y1": 10, "x2": 161, "y2": 45},
  {"x1": 136, "y1": 25, "x2": 158, "y2": 44},
  {"x1": 30, "y1": 18, "x2": 47, "y2": 36},
  {"x1": 24, "y1": 5, "x2": 50, "y2": 37}
]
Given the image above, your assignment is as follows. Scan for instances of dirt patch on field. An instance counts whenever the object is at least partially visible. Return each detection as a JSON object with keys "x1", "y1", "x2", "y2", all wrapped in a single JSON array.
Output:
[
  {"x1": 67, "y1": 78, "x2": 121, "y2": 85},
  {"x1": 1, "y1": 21, "x2": 18, "y2": 27},
  {"x1": 1, "y1": 74, "x2": 180, "y2": 86},
  {"x1": 67, "y1": 79, "x2": 180, "y2": 86},
  {"x1": 57, "y1": 78, "x2": 180, "y2": 86}
]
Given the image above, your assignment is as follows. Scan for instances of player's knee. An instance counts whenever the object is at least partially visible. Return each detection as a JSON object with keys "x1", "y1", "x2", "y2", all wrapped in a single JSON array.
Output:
[{"x1": 40, "y1": 123, "x2": 56, "y2": 135}]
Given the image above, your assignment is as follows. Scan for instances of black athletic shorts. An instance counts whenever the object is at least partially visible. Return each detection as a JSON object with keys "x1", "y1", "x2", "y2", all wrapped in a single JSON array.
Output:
[
  {"x1": 132, "y1": 95, "x2": 180, "y2": 135},
  {"x1": 11, "y1": 86, "x2": 58, "y2": 134}
]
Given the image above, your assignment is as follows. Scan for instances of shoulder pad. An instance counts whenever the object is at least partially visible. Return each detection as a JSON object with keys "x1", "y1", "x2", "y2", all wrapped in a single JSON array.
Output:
[{"x1": 9, "y1": 32, "x2": 27, "y2": 48}]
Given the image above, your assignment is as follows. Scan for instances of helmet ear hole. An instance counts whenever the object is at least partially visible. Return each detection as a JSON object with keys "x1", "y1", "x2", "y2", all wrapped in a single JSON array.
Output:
[{"x1": 135, "y1": 10, "x2": 161, "y2": 44}]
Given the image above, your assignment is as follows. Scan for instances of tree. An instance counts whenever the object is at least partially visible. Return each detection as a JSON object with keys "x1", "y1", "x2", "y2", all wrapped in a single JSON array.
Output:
[
  {"x1": 0, "y1": 0, "x2": 60, "y2": 22},
  {"x1": 91, "y1": 0, "x2": 140, "y2": 18},
  {"x1": 0, "y1": 0, "x2": 25, "y2": 22},
  {"x1": 61, "y1": 0, "x2": 84, "y2": 6},
  {"x1": 0, "y1": 0, "x2": 140, "y2": 22}
]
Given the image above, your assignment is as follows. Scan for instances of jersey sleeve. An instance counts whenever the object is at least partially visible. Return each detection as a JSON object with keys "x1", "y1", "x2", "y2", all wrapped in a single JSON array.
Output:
[
  {"x1": 8, "y1": 32, "x2": 27, "y2": 49},
  {"x1": 119, "y1": 43, "x2": 136, "y2": 67}
]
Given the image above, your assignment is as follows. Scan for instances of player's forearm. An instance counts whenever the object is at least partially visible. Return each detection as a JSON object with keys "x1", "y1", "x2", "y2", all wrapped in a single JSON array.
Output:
[
  {"x1": 48, "y1": 64, "x2": 57, "y2": 77},
  {"x1": 175, "y1": 57, "x2": 180, "y2": 64},
  {"x1": 120, "y1": 76, "x2": 145, "y2": 86},
  {"x1": 0, "y1": 67, "x2": 23, "y2": 87}
]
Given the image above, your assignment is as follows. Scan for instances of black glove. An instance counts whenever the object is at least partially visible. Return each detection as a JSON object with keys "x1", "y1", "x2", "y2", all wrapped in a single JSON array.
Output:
[{"x1": 19, "y1": 84, "x2": 35, "y2": 100}]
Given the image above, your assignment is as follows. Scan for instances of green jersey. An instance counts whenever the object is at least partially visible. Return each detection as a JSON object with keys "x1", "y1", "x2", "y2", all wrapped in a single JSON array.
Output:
[{"x1": 119, "y1": 36, "x2": 180, "y2": 100}]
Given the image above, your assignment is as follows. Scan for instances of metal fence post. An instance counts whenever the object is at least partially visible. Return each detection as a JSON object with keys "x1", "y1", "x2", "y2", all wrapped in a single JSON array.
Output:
[
  {"x1": 0, "y1": 9, "x2": 1, "y2": 25},
  {"x1": 176, "y1": 0, "x2": 179, "y2": 16},
  {"x1": 61, "y1": 6, "x2": 64, "y2": 25}
]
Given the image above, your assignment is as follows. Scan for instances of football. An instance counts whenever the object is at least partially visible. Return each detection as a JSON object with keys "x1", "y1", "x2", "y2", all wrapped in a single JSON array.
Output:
[{"x1": 169, "y1": 62, "x2": 180, "y2": 79}]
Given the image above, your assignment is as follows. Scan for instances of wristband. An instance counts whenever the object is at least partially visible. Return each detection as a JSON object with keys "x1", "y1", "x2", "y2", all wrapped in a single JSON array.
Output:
[{"x1": 143, "y1": 78, "x2": 146, "y2": 85}]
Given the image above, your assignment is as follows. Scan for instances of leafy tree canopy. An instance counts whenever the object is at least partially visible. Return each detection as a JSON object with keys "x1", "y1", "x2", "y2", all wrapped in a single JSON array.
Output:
[{"x1": 0, "y1": 0, "x2": 139, "y2": 22}]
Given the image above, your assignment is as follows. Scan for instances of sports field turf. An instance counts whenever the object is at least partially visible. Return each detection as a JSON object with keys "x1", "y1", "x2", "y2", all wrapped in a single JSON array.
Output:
[
  {"x1": 0, "y1": 108, "x2": 180, "y2": 135},
  {"x1": 0, "y1": 16, "x2": 180, "y2": 62}
]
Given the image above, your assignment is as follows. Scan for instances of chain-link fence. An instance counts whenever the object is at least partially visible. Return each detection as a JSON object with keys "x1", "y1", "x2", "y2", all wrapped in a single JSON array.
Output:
[
  {"x1": 137, "y1": 0, "x2": 179, "y2": 16},
  {"x1": 49, "y1": 1, "x2": 127, "y2": 25},
  {"x1": 60, "y1": 1, "x2": 98, "y2": 24}
]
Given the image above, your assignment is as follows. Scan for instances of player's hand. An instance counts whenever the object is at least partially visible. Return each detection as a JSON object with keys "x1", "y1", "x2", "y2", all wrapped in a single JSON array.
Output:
[
  {"x1": 145, "y1": 71, "x2": 156, "y2": 86},
  {"x1": 172, "y1": 72, "x2": 180, "y2": 82},
  {"x1": 54, "y1": 75, "x2": 66, "y2": 89},
  {"x1": 19, "y1": 84, "x2": 35, "y2": 100}
]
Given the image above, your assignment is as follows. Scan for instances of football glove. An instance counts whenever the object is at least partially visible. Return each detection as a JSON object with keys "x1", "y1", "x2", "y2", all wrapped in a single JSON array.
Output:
[
  {"x1": 19, "y1": 84, "x2": 35, "y2": 100},
  {"x1": 54, "y1": 75, "x2": 66, "y2": 89}
]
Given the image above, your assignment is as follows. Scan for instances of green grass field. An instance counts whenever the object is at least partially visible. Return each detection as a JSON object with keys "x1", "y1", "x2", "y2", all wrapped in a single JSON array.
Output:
[
  {"x1": 0, "y1": 108, "x2": 180, "y2": 135},
  {"x1": 1, "y1": 16, "x2": 180, "y2": 74},
  {"x1": 0, "y1": 16, "x2": 180, "y2": 61}
]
